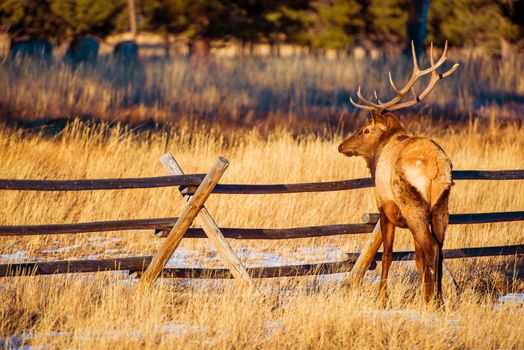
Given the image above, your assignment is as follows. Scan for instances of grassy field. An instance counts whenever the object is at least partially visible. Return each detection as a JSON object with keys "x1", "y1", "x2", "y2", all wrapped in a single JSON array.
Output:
[
  {"x1": 1, "y1": 50, "x2": 523, "y2": 131},
  {"x1": 0, "y1": 48, "x2": 523, "y2": 348},
  {"x1": 0, "y1": 117, "x2": 523, "y2": 348}
]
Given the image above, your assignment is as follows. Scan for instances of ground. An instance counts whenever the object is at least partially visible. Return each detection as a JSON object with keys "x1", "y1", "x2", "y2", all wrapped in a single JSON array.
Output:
[{"x1": 0, "y1": 120, "x2": 523, "y2": 349}]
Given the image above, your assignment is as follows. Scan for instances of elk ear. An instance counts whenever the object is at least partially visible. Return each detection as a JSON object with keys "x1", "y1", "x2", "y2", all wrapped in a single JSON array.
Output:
[
  {"x1": 370, "y1": 110, "x2": 381, "y2": 126},
  {"x1": 371, "y1": 111, "x2": 389, "y2": 131},
  {"x1": 368, "y1": 114, "x2": 376, "y2": 126},
  {"x1": 383, "y1": 113, "x2": 404, "y2": 132}
]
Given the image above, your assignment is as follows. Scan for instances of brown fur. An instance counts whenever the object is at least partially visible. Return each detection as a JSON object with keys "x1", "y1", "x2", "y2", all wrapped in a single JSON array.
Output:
[{"x1": 339, "y1": 111, "x2": 452, "y2": 305}]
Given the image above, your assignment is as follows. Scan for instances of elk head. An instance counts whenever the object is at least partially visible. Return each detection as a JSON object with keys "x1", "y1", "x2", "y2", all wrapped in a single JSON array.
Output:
[
  {"x1": 338, "y1": 111, "x2": 405, "y2": 160},
  {"x1": 339, "y1": 41, "x2": 459, "y2": 161}
]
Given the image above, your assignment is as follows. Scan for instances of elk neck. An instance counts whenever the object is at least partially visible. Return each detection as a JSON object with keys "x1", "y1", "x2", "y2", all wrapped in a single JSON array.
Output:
[{"x1": 366, "y1": 127, "x2": 408, "y2": 180}]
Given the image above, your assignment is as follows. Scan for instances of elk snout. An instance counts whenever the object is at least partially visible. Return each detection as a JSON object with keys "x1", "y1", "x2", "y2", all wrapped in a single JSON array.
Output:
[{"x1": 338, "y1": 141, "x2": 356, "y2": 157}]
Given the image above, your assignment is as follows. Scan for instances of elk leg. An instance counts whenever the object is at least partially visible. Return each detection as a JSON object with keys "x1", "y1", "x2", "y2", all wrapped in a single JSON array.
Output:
[
  {"x1": 413, "y1": 240, "x2": 425, "y2": 283},
  {"x1": 430, "y1": 190, "x2": 450, "y2": 303},
  {"x1": 393, "y1": 173, "x2": 442, "y2": 304},
  {"x1": 378, "y1": 215, "x2": 395, "y2": 304},
  {"x1": 403, "y1": 211, "x2": 438, "y2": 303},
  {"x1": 419, "y1": 235, "x2": 439, "y2": 303}
]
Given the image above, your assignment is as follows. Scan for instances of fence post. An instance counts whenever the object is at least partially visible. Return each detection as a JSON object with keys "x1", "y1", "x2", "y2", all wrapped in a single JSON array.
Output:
[
  {"x1": 347, "y1": 220, "x2": 383, "y2": 282},
  {"x1": 159, "y1": 152, "x2": 257, "y2": 290},
  {"x1": 139, "y1": 157, "x2": 228, "y2": 286}
]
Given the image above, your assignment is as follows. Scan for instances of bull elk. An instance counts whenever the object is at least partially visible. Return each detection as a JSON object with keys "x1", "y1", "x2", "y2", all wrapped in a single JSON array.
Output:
[{"x1": 339, "y1": 42, "x2": 459, "y2": 304}]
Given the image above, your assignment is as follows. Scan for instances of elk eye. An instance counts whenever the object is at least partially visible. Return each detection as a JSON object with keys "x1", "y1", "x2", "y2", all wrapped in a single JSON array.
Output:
[{"x1": 363, "y1": 128, "x2": 371, "y2": 135}]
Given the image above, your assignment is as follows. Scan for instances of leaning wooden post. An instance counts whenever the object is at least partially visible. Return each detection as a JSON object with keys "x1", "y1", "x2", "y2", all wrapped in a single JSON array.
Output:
[
  {"x1": 347, "y1": 219, "x2": 383, "y2": 282},
  {"x1": 139, "y1": 157, "x2": 228, "y2": 286},
  {"x1": 160, "y1": 152, "x2": 256, "y2": 290}
]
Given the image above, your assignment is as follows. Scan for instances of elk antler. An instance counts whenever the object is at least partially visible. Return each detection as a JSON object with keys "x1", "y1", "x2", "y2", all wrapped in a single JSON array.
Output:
[{"x1": 350, "y1": 41, "x2": 459, "y2": 112}]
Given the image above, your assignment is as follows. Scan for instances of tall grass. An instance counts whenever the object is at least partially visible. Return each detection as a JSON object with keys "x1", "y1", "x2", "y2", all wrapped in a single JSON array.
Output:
[
  {"x1": 0, "y1": 120, "x2": 523, "y2": 348},
  {"x1": 1, "y1": 51, "x2": 523, "y2": 129}
]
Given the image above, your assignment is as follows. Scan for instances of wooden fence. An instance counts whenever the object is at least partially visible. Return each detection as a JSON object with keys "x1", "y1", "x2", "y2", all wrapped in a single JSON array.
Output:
[{"x1": 0, "y1": 153, "x2": 523, "y2": 288}]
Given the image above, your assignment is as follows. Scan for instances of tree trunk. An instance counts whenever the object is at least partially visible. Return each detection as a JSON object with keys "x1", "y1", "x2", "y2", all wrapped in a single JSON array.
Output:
[
  {"x1": 163, "y1": 32, "x2": 170, "y2": 58},
  {"x1": 189, "y1": 38, "x2": 210, "y2": 59},
  {"x1": 404, "y1": 0, "x2": 431, "y2": 60},
  {"x1": 127, "y1": 0, "x2": 137, "y2": 40},
  {"x1": 240, "y1": 39, "x2": 245, "y2": 58}
]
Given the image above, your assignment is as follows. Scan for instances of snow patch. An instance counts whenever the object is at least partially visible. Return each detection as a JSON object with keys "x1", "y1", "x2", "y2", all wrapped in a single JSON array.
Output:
[
  {"x1": 1, "y1": 322, "x2": 205, "y2": 348},
  {"x1": 41, "y1": 245, "x2": 80, "y2": 254},
  {"x1": 497, "y1": 293, "x2": 524, "y2": 305},
  {"x1": 0, "y1": 251, "x2": 30, "y2": 262}
]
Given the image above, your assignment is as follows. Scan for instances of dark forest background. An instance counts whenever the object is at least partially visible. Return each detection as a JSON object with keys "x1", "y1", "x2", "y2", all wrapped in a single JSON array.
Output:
[{"x1": 1, "y1": 0, "x2": 523, "y2": 56}]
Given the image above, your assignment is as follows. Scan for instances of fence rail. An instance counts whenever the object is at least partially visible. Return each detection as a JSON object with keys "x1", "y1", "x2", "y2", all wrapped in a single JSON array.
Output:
[
  {"x1": 1, "y1": 165, "x2": 523, "y2": 282},
  {"x1": 1, "y1": 170, "x2": 523, "y2": 193},
  {"x1": 0, "y1": 255, "x2": 365, "y2": 279},
  {"x1": 1, "y1": 211, "x2": 522, "y2": 239},
  {"x1": 0, "y1": 175, "x2": 205, "y2": 191},
  {"x1": 361, "y1": 211, "x2": 524, "y2": 226},
  {"x1": 343, "y1": 244, "x2": 524, "y2": 262},
  {"x1": 193, "y1": 169, "x2": 524, "y2": 194},
  {"x1": 2, "y1": 243, "x2": 521, "y2": 279}
]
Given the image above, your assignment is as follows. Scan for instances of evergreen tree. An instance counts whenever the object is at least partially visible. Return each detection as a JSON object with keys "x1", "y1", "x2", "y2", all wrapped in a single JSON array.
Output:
[
  {"x1": 49, "y1": 0, "x2": 125, "y2": 40},
  {"x1": 367, "y1": 0, "x2": 408, "y2": 45},
  {"x1": 428, "y1": 0, "x2": 518, "y2": 49},
  {"x1": 500, "y1": 0, "x2": 524, "y2": 43},
  {"x1": 309, "y1": 0, "x2": 364, "y2": 50},
  {"x1": 265, "y1": 1, "x2": 312, "y2": 47},
  {"x1": 140, "y1": 0, "x2": 188, "y2": 56},
  {"x1": 183, "y1": 0, "x2": 226, "y2": 55},
  {"x1": 1, "y1": 0, "x2": 522, "y2": 53},
  {"x1": 141, "y1": 0, "x2": 187, "y2": 36},
  {"x1": 227, "y1": 0, "x2": 270, "y2": 48},
  {"x1": 0, "y1": 0, "x2": 62, "y2": 41}
]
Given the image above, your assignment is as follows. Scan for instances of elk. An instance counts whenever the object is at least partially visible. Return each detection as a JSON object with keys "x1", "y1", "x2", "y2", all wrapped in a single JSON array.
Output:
[{"x1": 338, "y1": 42, "x2": 459, "y2": 304}]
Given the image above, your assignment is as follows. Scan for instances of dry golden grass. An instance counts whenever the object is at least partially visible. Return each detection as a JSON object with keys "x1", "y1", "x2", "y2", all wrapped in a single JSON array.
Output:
[
  {"x1": 0, "y1": 119, "x2": 523, "y2": 349},
  {"x1": 1, "y1": 52, "x2": 523, "y2": 129}
]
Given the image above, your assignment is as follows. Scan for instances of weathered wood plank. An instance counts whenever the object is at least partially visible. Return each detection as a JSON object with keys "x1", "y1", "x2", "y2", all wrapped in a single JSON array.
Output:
[
  {"x1": 2, "y1": 244, "x2": 520, "y2": 279},
  {"x1": 361, "y1": 211, "x2": 524, "y2": 225},
  {"x1": 181, "y1": 170, "x2": 524, "y2": 195},
  {"x1": 156, "y1": 223, "x2": 376, "y2": 239},
  {"x1": 0, "y1": 256, "x2": 367, "y2": 278},
  {"x1": 0, "y1": 220, "x2": 375, "y2": 237},
  {"x1": 160, "y1": 152, "x2": 256, "y2": 289},
  {"x1": 342, "y1": 244, "x2": 524, "y2": 261},
  {"x1": 346, "y1": 220, "x2": 383, "y2": 282},
  {"x1": 2, "y1": 210, "x2": 522, "y2": 238},
  {"x1": 0, "y1": 256, "x2": 153, "y2": 276},
  {"x1": 156, "y1": 260, "x2": 362, "y2": 279},
  {"x1": 0, "y1": 218, "x2": 178, "y2": 236},
  {"x1": 0, "y1": 175, "x2": 205, "y2": 191},
  {"x1": 209, "y1": 178, "x2": 375, "y2": 194},
  {"x1": 0, "y1": 169, "x2": 521, "y2": 194},
  {"x1": 451, "y1": 170, "x2": 524, "y2": 180},
  {"x1": 139, "y1": 157, "x2": 229, "y2": 285}
]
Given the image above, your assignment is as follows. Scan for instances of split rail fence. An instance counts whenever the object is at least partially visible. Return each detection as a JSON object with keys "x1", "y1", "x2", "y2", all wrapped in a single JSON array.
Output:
[{"x1": 0, "y1": 152, "x2": 523, "y2": 288}]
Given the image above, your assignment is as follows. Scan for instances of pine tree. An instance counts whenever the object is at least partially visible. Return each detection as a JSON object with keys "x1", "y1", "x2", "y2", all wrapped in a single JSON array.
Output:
[
  {"x1": 0, "y1": 0, "x2": 62, "y2": 41},
  {"x1": 309, "y1": 0, "x2": 364, "y2": 50},
  {"x1": 367, "y1": 0, "x2": 409, "y2": 45},
  {"x1": 428, "y1": 0, "x2": 519, "y2": 49},
  {"x1": 141, "y1": 0, "x2": 188, "y2": 56},
  {"x1": 265, "y1": 1, "x2": 312, "y2": 48},
  {"x1": 49, "y1": 0, "x2": 125, "y2": 40}
]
